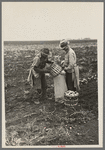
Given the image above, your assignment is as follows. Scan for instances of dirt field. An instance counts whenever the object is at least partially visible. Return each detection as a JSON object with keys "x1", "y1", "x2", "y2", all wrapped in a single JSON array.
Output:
[{"x1": 4, "y1": 40, "x2": 98, "y2": 146}]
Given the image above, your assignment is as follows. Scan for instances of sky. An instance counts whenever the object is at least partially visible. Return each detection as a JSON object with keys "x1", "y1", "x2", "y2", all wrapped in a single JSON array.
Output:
[{"x1": 2, "y1": 2, "x2": 103, "y2": 41}]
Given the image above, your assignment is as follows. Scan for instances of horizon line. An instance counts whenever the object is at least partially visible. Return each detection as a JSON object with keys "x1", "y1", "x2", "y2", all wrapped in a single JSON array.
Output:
[{"x1": 4, "y1": 38, "x2": 97, "y2": 42}]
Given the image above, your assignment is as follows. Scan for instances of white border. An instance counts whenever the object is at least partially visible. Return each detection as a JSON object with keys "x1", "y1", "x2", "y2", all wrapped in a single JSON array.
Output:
[{"x1": 2, "y1": 2, "x2": 103, "y2": 148}]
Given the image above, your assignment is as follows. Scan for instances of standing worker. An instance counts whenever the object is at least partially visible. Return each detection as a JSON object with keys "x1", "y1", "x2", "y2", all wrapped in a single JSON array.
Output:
[{"x1": 59, "y1": 39, "x2": 80, "y2": 91}]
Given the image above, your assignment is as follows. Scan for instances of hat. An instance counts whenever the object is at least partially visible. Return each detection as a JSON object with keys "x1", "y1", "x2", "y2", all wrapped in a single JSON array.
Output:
[
  {"x1": 41, "y1": 48, "x2": 49, "y2": 55},
  {"x1": 59, "y1": 39, "x2": 69, "y2": 49}
]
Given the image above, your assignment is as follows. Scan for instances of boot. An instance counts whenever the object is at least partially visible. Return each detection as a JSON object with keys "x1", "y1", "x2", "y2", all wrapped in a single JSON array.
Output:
[
  {"x1": 37, "y1": 89, "x2": 42, "y2": 95},
  {"x1": 39, "y1": 90, "x2": 47, "y2": 102}
]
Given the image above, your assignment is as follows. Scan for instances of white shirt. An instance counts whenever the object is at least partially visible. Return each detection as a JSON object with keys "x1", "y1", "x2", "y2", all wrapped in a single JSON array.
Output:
[{"x1": 63, "y1": 47, "x2": 76, "y2": 73}]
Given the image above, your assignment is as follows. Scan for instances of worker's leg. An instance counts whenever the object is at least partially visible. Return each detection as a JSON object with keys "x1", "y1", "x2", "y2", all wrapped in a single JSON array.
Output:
[
  {"x1": 40, "y1": 73, "x2": 47, "y2": 100},
  {"x1": 66, "y1": 72, "x2": 76, "y2": 91}
]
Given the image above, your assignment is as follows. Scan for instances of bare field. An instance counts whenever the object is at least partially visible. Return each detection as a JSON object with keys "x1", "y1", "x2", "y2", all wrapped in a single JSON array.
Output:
[{"x1": 4, "y1": 40, "x2": 98, "y2": 146}]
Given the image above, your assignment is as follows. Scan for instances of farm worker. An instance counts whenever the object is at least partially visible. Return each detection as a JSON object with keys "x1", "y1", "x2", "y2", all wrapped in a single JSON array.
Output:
[
  {"x1": 59, "y1": 39, "x2": 80, "y2": 91},
  {"x1": 27, "y1": 48, "x2": 53, "y2": 102}
]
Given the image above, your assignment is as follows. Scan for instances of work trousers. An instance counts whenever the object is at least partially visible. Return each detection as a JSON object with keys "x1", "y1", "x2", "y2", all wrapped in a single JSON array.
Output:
[
  {"x1": 65, "y1": 72, "x2": 76, "y2": 91},
  {"x1": 40, "y1": 73, "x2": 47, "y2": 97},
  {"x1": 32, "y1": 73, "x2": 47, "y2": 97}
]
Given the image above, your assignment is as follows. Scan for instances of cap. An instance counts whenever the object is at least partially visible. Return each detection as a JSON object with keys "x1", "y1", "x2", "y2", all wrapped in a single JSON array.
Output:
[
  {"x1": 59, "y1": 39, "x2": 69, "y2": 49},
  {"x1": 41, "y1": 48, "x2": 49, "y2": 55}
]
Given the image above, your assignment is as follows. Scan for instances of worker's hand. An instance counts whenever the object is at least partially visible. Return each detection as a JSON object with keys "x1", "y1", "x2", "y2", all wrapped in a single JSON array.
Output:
[
  {"x1": 51, "y1": 60, "x2": 54, "y2": 63},
  {"x1": 60, "y1": 70, "x2": 66, "y2": 75},
  {"x1": 64, "y1": 67, "x2": 68, "y2": 71},
  {"x1": 43, "y1": 68, "x2": 51, "y2": 73},
  {"x1": 61, "y1": 60, "x2": 64, "y2": 65}
]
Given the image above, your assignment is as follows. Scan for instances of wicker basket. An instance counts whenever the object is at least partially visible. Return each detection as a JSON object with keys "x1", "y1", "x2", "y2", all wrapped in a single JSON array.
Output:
[
  {"x1": 64, "y1": 96, "x2": 78, "y2": 106},
  {"x1": 64, "y1": 90, "x2": 79, "y2": 106},
  {"x1": 50, "y1": 63, "x2": 62, "y2": 77}
]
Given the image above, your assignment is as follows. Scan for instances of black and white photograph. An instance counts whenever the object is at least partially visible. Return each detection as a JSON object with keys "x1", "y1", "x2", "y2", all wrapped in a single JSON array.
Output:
[{"x1": 2, "y1": 2, "x2": 103, "y2": 148}]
